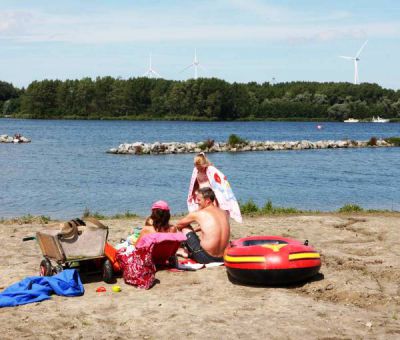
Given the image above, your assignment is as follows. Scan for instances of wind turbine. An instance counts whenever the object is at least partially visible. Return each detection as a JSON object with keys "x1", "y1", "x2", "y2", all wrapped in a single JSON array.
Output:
[
  {"x1": 181, "y1": 49, "x2": 204, "y2": 79},
  {"x1": 143, "y1": 53, "x2": 161, "y2": 78},
  {"x1": 339, "y1": 40, "x2": 368, "y2": 85}
]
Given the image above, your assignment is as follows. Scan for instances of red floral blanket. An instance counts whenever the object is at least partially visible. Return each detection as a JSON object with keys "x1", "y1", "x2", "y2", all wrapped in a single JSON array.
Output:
[{"x1": 116, "y1": 244, "x2": 156, "y2": 290}]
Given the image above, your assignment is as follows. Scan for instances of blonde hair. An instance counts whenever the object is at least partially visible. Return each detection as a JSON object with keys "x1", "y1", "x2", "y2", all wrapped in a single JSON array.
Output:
[{"x1": 194, "y1": 152, "x2": 212, "y2": 167}]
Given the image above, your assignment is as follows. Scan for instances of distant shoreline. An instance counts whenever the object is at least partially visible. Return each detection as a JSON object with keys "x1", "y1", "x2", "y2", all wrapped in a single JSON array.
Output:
[
  {"x1": 2, "y1": 116, "x2": 399, "y2": 123},
  {"x1": 0, "y1": 116, "x2": 333, "y2": 122},
  {"x1": 2, "y1": 79, "x2": 399, "y2": 122}
]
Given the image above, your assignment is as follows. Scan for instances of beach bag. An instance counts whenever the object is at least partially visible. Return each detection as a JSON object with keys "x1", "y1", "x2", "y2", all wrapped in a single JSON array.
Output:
[{"x1": 116, "y1": 244, "x2": 156, "y2": 290}]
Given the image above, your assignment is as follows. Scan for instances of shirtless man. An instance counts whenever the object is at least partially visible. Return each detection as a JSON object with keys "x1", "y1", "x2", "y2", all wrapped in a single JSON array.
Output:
[{"x1": 176, "y1": 187, "x2": 230, "y2": 263}]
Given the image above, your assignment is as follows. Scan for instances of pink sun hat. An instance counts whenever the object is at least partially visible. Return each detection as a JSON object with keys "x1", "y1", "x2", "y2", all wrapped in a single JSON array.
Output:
[{"x1": 151, "y1": 200, "x2": 170, "y2": 211}]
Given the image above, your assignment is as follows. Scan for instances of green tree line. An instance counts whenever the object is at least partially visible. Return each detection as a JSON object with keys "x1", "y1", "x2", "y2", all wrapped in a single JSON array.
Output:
[{"x1": 1, "y1": 77, "x2": 400, "y2": 121}]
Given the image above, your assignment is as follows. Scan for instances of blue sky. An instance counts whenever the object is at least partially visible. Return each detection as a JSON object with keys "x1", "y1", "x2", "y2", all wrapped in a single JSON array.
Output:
[{"x1": 0, "y1": 0, "x2": 399, "y2": 89}]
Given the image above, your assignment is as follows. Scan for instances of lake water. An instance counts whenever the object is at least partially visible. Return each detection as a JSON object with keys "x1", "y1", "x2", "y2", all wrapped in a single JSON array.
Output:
[{"x1": 1, "y1": 119, "x2": 399, "y2": 219}]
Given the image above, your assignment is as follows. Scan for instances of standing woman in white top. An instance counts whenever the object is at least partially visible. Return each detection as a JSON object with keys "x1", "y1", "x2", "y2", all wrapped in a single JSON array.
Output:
[
  {"x1": 194, "y1": 152, "x2": 212, "y2": 189},
  {"x1": 187, "y1": 152, "x2": 242, "y2": 223}
]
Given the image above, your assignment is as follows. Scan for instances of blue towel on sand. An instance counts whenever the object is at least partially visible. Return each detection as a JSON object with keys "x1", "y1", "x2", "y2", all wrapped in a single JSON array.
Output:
[{"x1": 0, "y1": 269, "x2": 84, "y2": 308}]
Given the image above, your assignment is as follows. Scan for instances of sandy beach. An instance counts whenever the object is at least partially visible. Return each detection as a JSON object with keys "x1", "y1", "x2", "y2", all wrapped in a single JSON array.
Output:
[{"x1": 1, "y1": 213, "x2": 399, "y2": 339}]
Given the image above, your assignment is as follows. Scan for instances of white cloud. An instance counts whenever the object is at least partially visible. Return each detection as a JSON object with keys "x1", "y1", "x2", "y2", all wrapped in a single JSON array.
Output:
[
  {"x1": 0, "y1": 10, "x2": 34, "y2": 35},
  {"x1": 226, "y1": 0, "x2": 292, "y2": 22},
  {"x1": 225, "y1": 0, "x2": 352, "y2": 24},
  {"x1": 0, "y1": 6, "x2": 399, "y2": 45}
]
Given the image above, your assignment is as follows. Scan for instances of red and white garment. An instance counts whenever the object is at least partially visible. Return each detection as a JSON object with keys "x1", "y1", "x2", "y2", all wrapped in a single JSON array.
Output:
[
  {"x1": 187, "y1": 165, "x2": 242, "y2": 223},
  {"x1": 116, "y1": 244, "x2": 156, "y2": 290}
]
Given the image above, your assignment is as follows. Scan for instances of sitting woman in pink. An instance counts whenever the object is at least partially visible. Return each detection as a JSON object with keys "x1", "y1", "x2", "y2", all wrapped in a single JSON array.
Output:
[{"x1": 136, "y1": 200, "x2": 176, "y2": 244}]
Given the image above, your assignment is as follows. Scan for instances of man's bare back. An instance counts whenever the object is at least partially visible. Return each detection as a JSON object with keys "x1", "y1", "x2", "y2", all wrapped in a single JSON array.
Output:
[{"x1": 189, "y1": 205, "x2": 230, "y2": 257}]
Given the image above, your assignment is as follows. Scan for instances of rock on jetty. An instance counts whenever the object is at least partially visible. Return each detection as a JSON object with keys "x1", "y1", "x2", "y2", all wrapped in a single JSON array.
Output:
[
  {"x1": 0, "y1": 134, "x2": 31, "y2": 143},
  {"x1": 107, "y1": 139, "x2": 394, "y2": 155}
]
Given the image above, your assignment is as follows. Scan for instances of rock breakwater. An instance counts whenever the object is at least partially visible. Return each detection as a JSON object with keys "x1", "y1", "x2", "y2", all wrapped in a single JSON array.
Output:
[
  {"x1": 0, "y1": 134, "x2": 31, "y2": 143},
  {"x1": 107, "y1": 139, "x2": 394, "y2": 155}
]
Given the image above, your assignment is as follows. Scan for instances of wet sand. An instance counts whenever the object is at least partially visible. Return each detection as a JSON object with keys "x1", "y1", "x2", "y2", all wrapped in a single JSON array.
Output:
[{"x1": 1, "y1": 213, "x2": 399, "y2": 339}]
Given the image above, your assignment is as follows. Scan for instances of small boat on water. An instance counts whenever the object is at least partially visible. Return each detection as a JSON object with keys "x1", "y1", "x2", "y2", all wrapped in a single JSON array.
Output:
[
  {"x1": 344, "y1": 118, "x2": 359, "y2": 123},
  {"x1": 371, "y1": 116, "x2": 390, "y2": 123}
]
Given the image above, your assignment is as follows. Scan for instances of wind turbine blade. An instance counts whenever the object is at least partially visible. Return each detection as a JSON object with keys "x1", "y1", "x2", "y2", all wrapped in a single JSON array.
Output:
[
  {"x1": 356, "y1": 40, "x2": 368, "y2": 58},
  {"x1": 180, "y1": 64, "x2": 194, "y2": 73},
  {"x1": 339, "y1": 56, "x2": 353, "y2": 60},
  {"x1": 153, "y1": 70, "x2": 161, "y2": 78}
]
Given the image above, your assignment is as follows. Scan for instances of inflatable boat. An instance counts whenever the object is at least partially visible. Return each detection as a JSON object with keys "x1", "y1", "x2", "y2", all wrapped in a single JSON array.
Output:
[{"x1": 224, "y1": 236, "x2": 321, "y2": 285}]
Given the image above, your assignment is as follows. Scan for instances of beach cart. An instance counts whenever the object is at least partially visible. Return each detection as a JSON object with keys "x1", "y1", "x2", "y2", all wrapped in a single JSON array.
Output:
[{"x1": 36, "y1": 217, "x2": 114, "y2": 283}]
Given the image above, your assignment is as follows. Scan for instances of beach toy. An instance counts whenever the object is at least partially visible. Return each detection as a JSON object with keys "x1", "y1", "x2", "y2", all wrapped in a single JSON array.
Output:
[
  {"x1": 112, "y1": 285, "x2": 121, "y2": 292},
  {"x1": 126, "y1": 234, "x2": 137, "y2": 245},
  {"x1": 224, "y1": 236, "x2": 321, "y2": 286},
  {"x1": 96, "y1": 286, "x2": 107, "y2": 292},
  {"x1": 126, "y1": 227, "x2": 142, "y2": 245}
]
